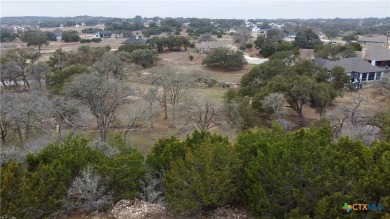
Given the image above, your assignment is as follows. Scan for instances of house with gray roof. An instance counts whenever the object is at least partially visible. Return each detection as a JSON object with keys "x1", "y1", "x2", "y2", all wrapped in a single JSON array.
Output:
[
  {"x1": 317, "y1": 57, "x2": 386, "y2": 89},
  {"x1": 356, "y1": 46, "x2": 390, "y2": 68},
  {"x1": 121, "y1": 36, "x2": 147, "y2": 45},
  {"x1": 52, "y1": 28, "x2": 63, "y2": 40},
  {"x1": 358, "y1": 35, "x2": 389, "y2": 48}
]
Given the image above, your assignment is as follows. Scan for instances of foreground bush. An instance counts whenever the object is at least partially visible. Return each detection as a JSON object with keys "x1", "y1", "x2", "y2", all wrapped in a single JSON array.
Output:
[
  {"x1": 164, "y1": 138, "x2": 241, "y2": 215},
  {"x1": 1, "y1": 134, "x2": 145, "y2": 218},
  {"x1": 147, "y1": 131, "x2": 240, "y2": 215},
  {"x1": 237, "y1": 123, "x2": 390, "y2": 218}
]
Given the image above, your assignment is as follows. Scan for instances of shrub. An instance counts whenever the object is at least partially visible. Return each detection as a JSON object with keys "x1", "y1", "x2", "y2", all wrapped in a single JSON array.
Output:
[
  {"x1": 118, "y1": 43, "x2": 150, "y2": 53},
  {"x1": 217, "y1": 34, "x2": 222, "y2": 38},
  {"x1": 80, "y1": 39, "x2": 92, "y2": 43},
  {"x1": 91, "y1": 38, "x2": 102, "y2": 43},
  {"x1": 164, "y1": 132, "x2": 241, "y2": 214},
  {"x1": 202, "y1": 48, "x2": 246, "y2": 70},
  {"x1": 246, "y1": 43, "x2": 253, "y2": 49},
  {"x1": 1, "y1": 134, "x2": 147, "y2": 217},
  {"x1": 45, "y1": 64, "x2": 90, "y2": 94},
  {"x1": 189, "y1": 55, "x2": 194, "y2": 61},
  {"x1": 129, "y1": 49, "x2": 159, "y2": 68},
  {"x1": 62, "y1": 30, "x2": 80, "y2": 42},
  {"x1": 1, "y1": 135, "x2": 103, "y2": 218}
]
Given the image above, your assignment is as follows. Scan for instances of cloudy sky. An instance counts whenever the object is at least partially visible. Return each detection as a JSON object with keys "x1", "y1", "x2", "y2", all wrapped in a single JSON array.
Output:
[{"x1": 1, "y1": 0, "x2": 389, "y2": 19}]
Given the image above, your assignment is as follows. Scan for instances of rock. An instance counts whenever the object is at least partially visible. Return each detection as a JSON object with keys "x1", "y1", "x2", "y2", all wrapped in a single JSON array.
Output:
[{"x1": 110, "y1": 199, "x2": 167, "y2": 219}]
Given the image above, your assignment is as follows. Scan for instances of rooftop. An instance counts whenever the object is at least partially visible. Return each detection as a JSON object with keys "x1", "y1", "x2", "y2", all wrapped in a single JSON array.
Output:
[
  {"x1": 318, "y1": 57, "x2": 385, "y2": 73},
  {"x1": 358, "y1": 35, "x2": 389, "y2": 44},
  {"x1": 121, "y1": 36, "x2": 147, "y2": 45},
  {"x1": 356, "y1": 46, "x2": 390, "y2": 61}
]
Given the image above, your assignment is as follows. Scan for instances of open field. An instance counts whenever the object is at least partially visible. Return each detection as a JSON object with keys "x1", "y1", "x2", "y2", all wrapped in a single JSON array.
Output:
[{"x1": 2, "y1": 33, "x2": 389, "y2": 155}]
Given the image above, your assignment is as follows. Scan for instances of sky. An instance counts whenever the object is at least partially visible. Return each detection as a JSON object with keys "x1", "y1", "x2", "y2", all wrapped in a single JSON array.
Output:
[{"x1": 1, "y1": 0, "x2": 389, "y2": 19}]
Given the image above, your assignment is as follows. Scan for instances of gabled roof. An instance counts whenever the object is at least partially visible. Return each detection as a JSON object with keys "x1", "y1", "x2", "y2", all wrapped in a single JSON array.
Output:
[
  {"x1": 121, "y1": 37, "x2": 147, "y2": 45},
  {"x1": 318, "y1": 57, "x2": 385, "y2": 73},
  {"x1": 52, "y1": 28, "x2": 63, "y2": 36},
  {"x1": 95, "y1": 31, "x2": 112, "y2": 35},
  {"x1": 358, "y1": 35, "x2": 388, "y2": 44},
  {"x1": 358, "y1": 46, "x2": 390, "y2": 61}
]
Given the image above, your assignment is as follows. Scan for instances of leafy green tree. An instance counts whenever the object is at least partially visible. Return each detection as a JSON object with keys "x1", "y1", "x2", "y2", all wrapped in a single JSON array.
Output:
[
  {"x1": 164, "y1": 132, "x2": 241, "y2": 214},
  {"x1": 47, "y1": 48, "x2": 71, "y2": 71},
  {"x1": 330, "y1": 66, "x2": 350, "y2": 91},
  {"x1": 45, "y1": 31, "x2": 57, "y2": 41},
  {"x1": 349, "y1": 42, "x2": 362, "y2": 51},
  {"x1": 62, "y1": 30, "x2": 80, "y2": 42},
  {"x1": 0, "y1": 28, "x2": 17, "y2": 42},
  {"x1": 202, "y1": 48, "x2": 246, "y2": 70},
  {"x1": 46, "y1": 64, "x2": 89, "y2": 94},
  {"x1": 371, "y1": 111, "x2": 390, "y2": 141},
  {"x1": 324, "y1": 30, "x2": 339, "y2": 41},
  {"x1": 118, "y1": 43, "x2": 150, "y2": 53},
  {"x1": 266, "y1": 28, "x2": 284, "y2": 43},
  {"x1": 342, "y1": 34, "x2": 358, "y2": 43},
  {"x1": 25, "y1": 31, "x2": 49, "y2": 50},
  {"x1": 129, "y1": 49, "x2": 159, "y2": 68},
  {"x1": 315, "y1": 44, "x2": 356, "y2": 60},
  {"x1": 294, "y1": 28, "x2": 323, "y2": 49}
]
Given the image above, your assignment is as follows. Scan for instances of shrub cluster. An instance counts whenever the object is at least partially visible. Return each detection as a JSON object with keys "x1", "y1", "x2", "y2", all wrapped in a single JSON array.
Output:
[{"x1": 2, "y1": 124, "x2": 389, "y2": 218}]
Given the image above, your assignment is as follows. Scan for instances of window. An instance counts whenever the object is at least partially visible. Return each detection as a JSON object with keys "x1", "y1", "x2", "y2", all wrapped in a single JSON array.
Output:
[
  {"x1": 376, "y1": 73, "x2": 382, "y2": 80},
  {"x1": 368, "y1": 72, "x2": 375, "y2": 81},
  {"x1": 362, "y1": 73, "x2": 367, "y2": 81}
]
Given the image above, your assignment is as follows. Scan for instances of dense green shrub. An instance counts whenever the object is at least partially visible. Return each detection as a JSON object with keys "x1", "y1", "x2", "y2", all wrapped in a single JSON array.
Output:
[
  {"x1": 80, "y1": 39, "x2": 92, "y2": 43},
  {"x1": 118, "y1": 43, "x2": 150, "y2": 53},
  {"x1": 162, "y1": 131, "x2": 241, "y2": 214},
  {"x1": 129, "y1": 49, "x2": 159, "y2": 68},
  {"x1": 246, "y1": 43, "x2": 253, "y2": 49},
  {"x1": 91, "y1": 38, "x2": 102, "y2": 43},
  {"x1": 45, "y1": 64, "x2": 89, "y2": 94},
  {"x1": 1, "y1": 135, "x2": 102, "y2": 218},
  {"x1": 237, "y1": 123, "x2": 390, "y2": 218},
  {"x1": 62, "y1": 30, "x2": 80, "y2": 42},
  {"x1": 1, "y1": 134, "x2": 146, "y2": 217}
]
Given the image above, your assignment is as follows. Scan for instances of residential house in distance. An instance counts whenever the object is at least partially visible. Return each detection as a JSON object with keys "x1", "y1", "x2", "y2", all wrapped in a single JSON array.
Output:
[
  {"x1": 121, "y1": 36, "x2": 147, "y2": 45},
  {"x1": 318, "y1": 57, "x2": 386, "y2": 89},
  {"x1": 196, "y1": 41, "x2": 234, "y2": 54},
  {"x1": 356, "y1": 46, "x2": 390, "y2": 68},
  {"x1": 357, "y1": 35, "x2": 389, "y2": 47},
  {"x1": 52, "y1": 28, "x2": 63, "y2": 41},
  {"x1": 93, "y1": 31, "x2": 112, "y2": 38},
  {"x1": 287, "y1": 32, "x2": 297, "y2": 39}
]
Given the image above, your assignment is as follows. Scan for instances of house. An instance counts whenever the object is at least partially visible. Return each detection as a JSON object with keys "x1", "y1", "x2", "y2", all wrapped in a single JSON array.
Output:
[
  {"x1": 52, "y1": 28, "x2": 63, "y2": 41},
  {"x1": 287, "y1": 32, "x2": 297, "y2": 39},
  {"x1": 121, "y1": 36, "x2": 147, "y2": 45},
  {"x1": 93, "y1": 31, "x2": 112, "y2": 38},
  {"x1": 356, "y1": 46, "x2": 390, "y2": 68},
  {"x1": 357, "y1": 35, "x2": 389, "y2": 47},
  {"x1": 196, "y1": 42, "x2": 234, "y2": 54},
  {"x1": 318, "y1": 57, "x2": 386, "y2": 89}
]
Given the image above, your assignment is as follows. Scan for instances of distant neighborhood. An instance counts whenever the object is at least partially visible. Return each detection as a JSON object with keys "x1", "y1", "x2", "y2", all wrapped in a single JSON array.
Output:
[{"x1": 1, "y1": 15, "x2": 390, "y2": 219}]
